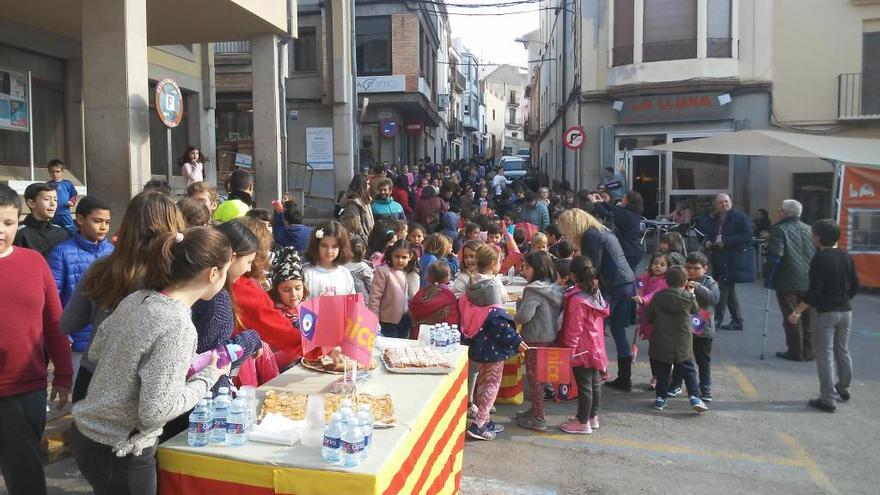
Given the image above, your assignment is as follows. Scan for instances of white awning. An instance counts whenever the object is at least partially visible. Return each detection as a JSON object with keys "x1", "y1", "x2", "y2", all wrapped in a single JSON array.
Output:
[{"x1": 643, "y1": 129, "x2": 880, "y2": 167}]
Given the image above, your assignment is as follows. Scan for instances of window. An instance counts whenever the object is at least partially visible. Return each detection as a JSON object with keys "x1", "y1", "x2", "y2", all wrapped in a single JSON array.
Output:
[
  {"x1": 849, "y1": 209, "x2": 880, "y2": 252},
  {"x1": 356, "y1": 17, "x2": 392, "y2": 76},
  {"x1": 643, "y1": 0, "x2": 698, "y2": 62},
  {"x1": 707, "y1": 0, "x2": 732, "y2": 57},
  {"x1": 613, "y1": 0, "x2": 635, "y2": 66},
  {"x1": 864, "y1": 32, "x2": 880, "y2": 115},
  {"x1": 512, "y1": 131, "x2": 519, "y2": 138},
  {"x1": 509, "y1": 108, "x2": 516, "y2": 124},
  {"x1": 509, "y1": 90, "x2": 517, "y2": 104},
  {"x1": 492, "y1": 109, "x2": 496, "y2": 120},
  {"x1": 464, "y1": 104, "x2": 470, "y2": 115},
  {"x1": 293, "y1": 27, "x2": 317, "y2": 72}
]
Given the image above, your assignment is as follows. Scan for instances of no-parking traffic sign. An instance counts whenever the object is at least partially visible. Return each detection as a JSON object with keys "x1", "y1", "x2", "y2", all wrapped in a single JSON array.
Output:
[{"x1": 563, "y1": 126, "x2": 586, "y2": 150}]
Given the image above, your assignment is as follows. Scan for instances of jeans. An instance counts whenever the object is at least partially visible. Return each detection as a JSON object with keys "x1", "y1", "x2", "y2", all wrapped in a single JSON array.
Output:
[
  {"x1": 572, "y1": 367, "x2": 601, "y2": 422},
  {"x1": 776, "y1": 291, "x2": 814, "y2": 359},
  {"x1": 70, "y1": 425, "x2": 158, "y2": 495},
  {"x1": 652, "y1": 358, "x2": 699, "y2": 400},
  {"x1": 0, "y1": 389, "x2": 47, "y2": 495},
  {"x1": 672, "y1": 337, "x2": 712, "y2": 392},
  {"x1": 380, "y1": 312, "x2": 412, "y2": 339},
  {"x1": 813, "y1": 311, "x2": 853, "y2": 407},
  {"x1": 607, "y1": 283, "x2": 636, "y2": 359},
  {"x1": 716, "y1": 281, "x2": 743, "y2": 325}
]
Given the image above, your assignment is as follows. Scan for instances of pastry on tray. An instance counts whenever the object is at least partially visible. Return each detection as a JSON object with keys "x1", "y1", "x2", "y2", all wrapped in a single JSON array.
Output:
[
  {"x1": 259, "y1": 390, "x2": 308, "y2": 421},
  {"x1": 383, "y1": 347, "x2": 452, "y2": 369},
  {"x1": 302, "y1": 354, "x2": 379, "y2": 373},
  {"x1": 324, "y1": 393, "x2": 396, "y2": 426}
]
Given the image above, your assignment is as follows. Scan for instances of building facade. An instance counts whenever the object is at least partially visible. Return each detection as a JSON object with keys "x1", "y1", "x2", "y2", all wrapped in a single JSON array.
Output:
[
  {"x1": 483, "y1": 64, "x2": 529, "y2": 158},
  {"x1": 529, "y1": 0, "x2": 880, "y2": 221}
]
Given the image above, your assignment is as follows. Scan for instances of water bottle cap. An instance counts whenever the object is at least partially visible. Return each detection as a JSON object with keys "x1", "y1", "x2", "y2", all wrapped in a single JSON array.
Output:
[
  {"x1": 341, "y1": 399, "x2": 354, "y2": 407},
  {"x1": 331, "y1": 412, "x2": 343, "y2": 422},
  {"x1": 218, "y1": 387, "x2": 229, "y2": 395},
  {"x1": 358, "y1": 404, "x2": 371, "y2": 412},
  {"x1": 198, "y1": 399, "x2": 208, "y2": 406}
]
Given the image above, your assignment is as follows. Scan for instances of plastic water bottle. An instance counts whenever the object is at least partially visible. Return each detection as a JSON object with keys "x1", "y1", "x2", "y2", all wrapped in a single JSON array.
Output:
[
  {"x1": 357, "y1": 405, "x2": 374, "y2": 458},
  {"x1": 226, "y1": 398, "x2": 248, "y2": 447},
  {"x1": 211, "y1": 394, "x2": 231, "y2": 444},
  {"x1": 341, "y1": 420, "x2": 365, "y2": 467},
  {"x1": 236, "y1": 386, "x2": 255, "y2": 431},
  {"x1": 187, "y1": 399, "x2": 213, "y2": 447},
  {"x1": 450, "y1": 324, "x2": 461, "y2": 348},
  {"x1": 322, "y1": 413, "x2": 343, "y2": 463}
]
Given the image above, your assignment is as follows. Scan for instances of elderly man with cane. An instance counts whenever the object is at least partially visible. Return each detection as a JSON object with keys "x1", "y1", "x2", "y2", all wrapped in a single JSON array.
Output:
[{"x1": 765, "y1": 199, "x2": 816, "y2": 361}]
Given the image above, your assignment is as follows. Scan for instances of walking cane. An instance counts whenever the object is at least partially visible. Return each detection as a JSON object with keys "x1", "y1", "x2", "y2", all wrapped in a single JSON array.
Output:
[{"x1": 760, "y1": 255, "x2": 781, "y2": 361}]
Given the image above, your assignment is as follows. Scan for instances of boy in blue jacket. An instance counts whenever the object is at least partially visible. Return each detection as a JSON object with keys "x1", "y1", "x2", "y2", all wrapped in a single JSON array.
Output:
[
  {"x1": 48, "y1": 196, "x2": 113, "y2": 361},
  {"x1": 272, "y1": 200, "x2": 312, "y2": 253}
]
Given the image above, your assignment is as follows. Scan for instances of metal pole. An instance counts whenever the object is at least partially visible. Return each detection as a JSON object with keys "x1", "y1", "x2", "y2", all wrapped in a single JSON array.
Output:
[
  {"x1": 760, "y1": 287, "x2": 770, "y2": 360},
  {"x1": 167, "y1": 128, "x2": 173, "y2": 186},
  {"x1": 28, "y1": 70, "x2": 34, "y2": 181}
]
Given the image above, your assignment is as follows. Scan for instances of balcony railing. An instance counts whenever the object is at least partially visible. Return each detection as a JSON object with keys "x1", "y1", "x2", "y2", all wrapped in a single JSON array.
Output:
[
  {"x1": 214, "y1": 41, "x2": 252, "y2": 55},
  {"x1": 452, "y1": 71, "x2": 466, "y2": 92},
  {"x1": 448, "y1": 117, "x2": 463, "y2": 139},
  {"x1": 839, "y1": 72, "x2": 880, "y2": 120}
]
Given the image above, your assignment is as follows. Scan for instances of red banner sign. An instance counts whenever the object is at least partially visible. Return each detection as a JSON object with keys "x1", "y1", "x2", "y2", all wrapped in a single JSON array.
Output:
[
  {"x1": 299, "y1": 294, "x2": 379, "y2": 365},
  {"x1": 535, "y1": 347, "x2": 572, "y2": 384}
]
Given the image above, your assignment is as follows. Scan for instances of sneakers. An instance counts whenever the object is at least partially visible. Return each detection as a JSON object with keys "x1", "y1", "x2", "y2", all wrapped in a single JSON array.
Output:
[
  {"x1": 467, "y1": 422, "x2": 497, "y2": 440},
  {"x1": 690, "y1": 396, "x2": 709, "y2": 412},
  {"x1": 720, "y1": 322, "x2": 744, "y2": 331},
  {"x1": 589, "y1": 416, "x2": 600, "y2": 429},
  {"x1": 515, "y1": 408, "x2": 534, "y2": 419},
  {"x1": 654, "y1": 397, "x2": 669, "y2": 410},
  {"x1": 485, "y1": 420, "x2": 504, "y2": 433},
  {"x1": 560, "y1": 419, "x2": 592, "y2": 434},
  {"x1": 667, "y1": 386, "x2": 683, "y2": 397},
  {"x1": 835, "y1": 386, "x2": 851, "y2": 402},
  {"x1": 516, "y1": 411, "x2": 547, "y2": 432},
  {"x1": 701, "y1": 388, "x2": 713, "y2": 403},
  {"x1": 807, "y1": 398, "x2": 836, "y2": 413}
]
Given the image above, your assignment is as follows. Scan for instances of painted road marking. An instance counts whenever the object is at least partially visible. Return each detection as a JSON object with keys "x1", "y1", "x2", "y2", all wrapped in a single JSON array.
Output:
[
  {"x1": 460, "y1": 476, "x2": 557, "y2": 495},
  {"x1": 726, "y1": 364, "x2": 759, "y2": 400},
  {"x1": 779, "y1": 433, "x2": 839, "y2": 495}
]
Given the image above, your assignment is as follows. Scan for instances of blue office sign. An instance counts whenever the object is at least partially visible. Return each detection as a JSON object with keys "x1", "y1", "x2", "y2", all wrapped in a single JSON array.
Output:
[
  {"x1": 154, "y1": 78, "x2": 184, "y2": 128},
  {"x1": 380, "y1": 118, "x2": 398, "y2": 138}
]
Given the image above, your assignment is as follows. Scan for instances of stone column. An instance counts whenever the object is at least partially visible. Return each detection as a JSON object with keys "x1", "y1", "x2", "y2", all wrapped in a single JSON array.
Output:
[
  {"x1": 81, "y1": 0, "x2": 150, "y2": 225},
  {"x1": 330, "y1": 0, "x2": 355, "y2": 191},
  {"x1": 251, "y1": 33, "x2": 283, "y2": 207}
]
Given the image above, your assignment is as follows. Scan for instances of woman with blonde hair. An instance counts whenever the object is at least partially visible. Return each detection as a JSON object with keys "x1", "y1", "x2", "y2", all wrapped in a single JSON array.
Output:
[{"x1": 557, "y1": 208, "x2": 636, "y2": 392}]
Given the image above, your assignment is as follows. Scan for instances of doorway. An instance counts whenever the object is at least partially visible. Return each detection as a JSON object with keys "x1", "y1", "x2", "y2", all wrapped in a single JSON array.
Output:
[
  {"x1": 627, "y1": 151, "x2": 663, "y2": 219},
  {"x1": 793, "y1": 172, "x2": 832, "y2": 224}
]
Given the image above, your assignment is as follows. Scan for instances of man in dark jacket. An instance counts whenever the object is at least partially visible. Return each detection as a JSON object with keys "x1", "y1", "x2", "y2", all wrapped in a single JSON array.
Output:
[
  {"x1": 590, "y1": 191, "x2": 645, "y2": 271},
  {"x1": 703, "y1": 194, "x2": 755, "y2": 331},
  {"x1": 766, "y1": 199, "x2": 816, "y2": 361},
  {"x1": 14, "y1": 183, "x2": 69, "y2": 258}
]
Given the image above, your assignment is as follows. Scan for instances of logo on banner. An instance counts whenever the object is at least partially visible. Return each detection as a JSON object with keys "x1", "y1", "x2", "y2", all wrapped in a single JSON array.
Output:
[
  {"x1": 691, "y1": 309, "x2": 710, "y2": 336},
  {"x1": 300, "y1": 306, "x2": 317, "y2": 341}
]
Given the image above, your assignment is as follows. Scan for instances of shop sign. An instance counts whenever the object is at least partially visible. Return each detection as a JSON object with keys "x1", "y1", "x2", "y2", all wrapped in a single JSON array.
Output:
[
  {"x1": 0, "y1": 67, "x2": 29, "y2": 132},
  {"x1": 234, "y1": 153, "x2": 252, "y2": 169},
  {"x1": 357, "y1": 75, "x2": 406, "y2": 94},
  {"x1": 380, "y1": 119, "x2": 399, "y2": 138},
  {"x1": 617, "y1": 92, "x2": 731, "y2": 124},
  {"x1": 154, "y1": 78, "x2": 184, "y2": 128},
  {"x1": 406, "y1": 121, "x2": 424, "y2": 135}
]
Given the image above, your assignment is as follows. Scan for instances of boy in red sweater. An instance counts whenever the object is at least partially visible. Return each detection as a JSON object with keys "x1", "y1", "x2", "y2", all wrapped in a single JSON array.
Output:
[{"x1": 0, "y1": 184, "x2": 73, "y2": 495}]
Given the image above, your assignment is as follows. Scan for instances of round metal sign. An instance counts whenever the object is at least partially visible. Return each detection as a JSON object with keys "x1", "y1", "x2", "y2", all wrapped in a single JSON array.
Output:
[
  {"x1": 380, "y1": 118, "x2": 399, "y2": 138},
  {"x1": 563, "y1": 126, "x2": 586, "y2": 150},
  {"x1": 154, "y1": 78, "x2": 184, "y2": 128}
]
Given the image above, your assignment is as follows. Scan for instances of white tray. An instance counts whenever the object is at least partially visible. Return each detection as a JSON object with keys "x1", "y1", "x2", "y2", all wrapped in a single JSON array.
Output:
[{"x1": 381, "y1": 355, "x2": 453, "y2": 375}]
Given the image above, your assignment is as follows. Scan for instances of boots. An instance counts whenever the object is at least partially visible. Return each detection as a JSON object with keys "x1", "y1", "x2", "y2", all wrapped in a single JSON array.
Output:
[{"x1": 606, "y1": 356, "x2": 632, "y2": 392}]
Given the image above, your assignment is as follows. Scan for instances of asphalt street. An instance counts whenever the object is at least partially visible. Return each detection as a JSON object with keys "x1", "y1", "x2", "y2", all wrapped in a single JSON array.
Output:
[{"x1": 4, "y1": 282, "x2": 879, "y2": 495}]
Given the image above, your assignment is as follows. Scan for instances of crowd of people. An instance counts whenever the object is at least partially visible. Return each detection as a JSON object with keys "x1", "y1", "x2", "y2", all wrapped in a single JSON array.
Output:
[{"x1": 0, "y1": 155, "x2": 860, "y2": 495}]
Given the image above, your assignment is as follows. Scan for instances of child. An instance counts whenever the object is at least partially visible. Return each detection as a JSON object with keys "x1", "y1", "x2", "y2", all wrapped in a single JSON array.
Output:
[
  {"x1": 633, "y1": 253, "x2": 671, "y2": 390},
  {"x1": 513, "y1": 228, "x2": 528, "y2": 254},
  {"x1": 669, "y1": 252, "x2": 719, "y2": 402},
  {"x1": 558, "y1": 263, "x2": 609, "y2": 434},
  {"x1": 515, "y1": 251, "x2": 563, "y2": 432},
  {"x1": 271, "y1": 246, "x2": 309, "y2": 328},
  {"x1": 245, "y1": 208, "x2": 273, "y2": 233},
  {"x1": 303, "y1": 221, "x2": 356, "y2": 298},
  {"x1": 465, "y1": 245, "x2": 525, "y2": 440},
  {"x1": 48, "y1": 196, "x2": 114, "y2": 364},
  {"x1": 555, "y1": 240, "x2": 574, "y2": 260},
  {"x1": 47, "y1": 159, "x2": 79, "y2": 235},
  {"x1": 554, "y1": 257, "x2": 573, "y2": 289},
  {"x1": 367, "y1": 222, "x2": 398, "y2": 269},
  {"x1": 531, "y1": 232, "x2": 549, "y2": 253},
  {"x1": 408, "y1": 223, "x2": 426, "y2": 260},
  {"x1": 14, "y1": 182, "x2": 68, "y2": 258},
  {"x1": 369, "y1": 239, "x2": 419, "y2": 338},
  {"x1": 179, "y1": 146, "x2": 206, "y2": 186},
  {"x1": 409, "y1": 262, "x2": 459, "y2": 339},
  {"x1": 453, "y1": 239, "x2": 483, "y2": 296},
  {"x1": 70, "y1": 227, "x2": 231, "y2": 492},
  {"x1": 344, "y1": 236, "x2": 374, "y2": 305},
  {"x1": 463, "y1": 222, "x2": 481, "y2": 242},
  {"x1": 177, "y1": 197, "x2": 212, "y2": 227},
  {"x1": 186, "y1": 181, "x2": 219, "y2": 213},
  {"x1": 392, "y1": 219, "x2": 408, "y2": 245},
  {"x1": 0, "y1": 184, "x2": 72, "y2": 494},
  {"x1": 486, "y1": 224, "x2": 504, "y2": 250},
  {"x1": 272, "y1": 200, "x2": 312, "y2": 253},
  {"x1": 214, "y1": 169, "x2": 254, "y2": 224},
  {"x1": 646, "y1": 265, "x2": 708, "y2": 412},
  {"x1": 658, "y1": 231, "x2": 686, "y2": 266},
  {"x1": 419, "y1": 233, "x2": 459, "y2": 288}
]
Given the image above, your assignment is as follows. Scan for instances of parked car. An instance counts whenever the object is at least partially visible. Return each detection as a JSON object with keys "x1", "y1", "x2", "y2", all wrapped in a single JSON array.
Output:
[{"x1": 500, "y1": 156, "x2": 538, "y2": 190}]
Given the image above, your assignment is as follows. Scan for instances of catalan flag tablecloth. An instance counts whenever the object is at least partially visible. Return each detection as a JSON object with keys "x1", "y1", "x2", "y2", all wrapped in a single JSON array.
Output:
[{"x1": 158, "y1": 345, "x2": 468, "y2": 495}]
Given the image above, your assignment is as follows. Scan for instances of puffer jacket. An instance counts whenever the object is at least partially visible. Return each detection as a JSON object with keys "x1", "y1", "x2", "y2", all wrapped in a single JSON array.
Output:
[
  {"x1": 558, "y1": 288, "x2": 610, "y2": 370},
  {"x1": 14, "y1": 215, "x2": 69, "y2": 258},
  {"x1": 691, "y1": 274, "x2": 720, "y2": 339},
  {"x1": 338, "y1": 194, "x2": 374, "y2": 243},
  {"x1": 518, "y1": 202, "x2": 550, "y2": 231},
  {"x1": 48, "y1": 233, "x2": 114, "y2": 351},
  {"x1": 514, "y1": 280, "x2": 563, "y2": 343},
  {"x1": 469, "y1": 308, "x2": 522, "y2": 363},
  {"x1": 636, "y1": 273, "x2": 668, "y2": 340},
  {"x1": 766, "y1": 216, "x2": 815, "y2": 292},
  {"x1": 647, "y1": 287, "x2": 699, "y2": 363}
]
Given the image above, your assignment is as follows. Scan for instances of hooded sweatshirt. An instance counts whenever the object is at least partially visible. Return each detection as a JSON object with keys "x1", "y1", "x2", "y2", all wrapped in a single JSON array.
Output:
[
  {"x1": 646, "y1": 287, "x2": 699, "y2": 363},
  {"x1": 272, "y1": 212, "x2": 312, "y2": 253},
  {"x1": 514, "y1": 280, "x2": 563, "y2": 343},
  {"x1": 371, "y1": 197, "x2": 405, "y2": 221}
]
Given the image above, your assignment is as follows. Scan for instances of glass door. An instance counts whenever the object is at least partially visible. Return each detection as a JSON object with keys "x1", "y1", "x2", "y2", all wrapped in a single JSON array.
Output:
[{"x1": 627, "y1": 150, "x2": 663, "y2": 219}]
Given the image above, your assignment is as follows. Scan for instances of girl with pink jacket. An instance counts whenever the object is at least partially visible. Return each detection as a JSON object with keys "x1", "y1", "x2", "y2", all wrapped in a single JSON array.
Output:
[
  {"x1": 558, "y1": 260, "x2": 610, "y2": 435},
  {"x1": 633, "y1": 253, "x2": 671, "y2": 390},
  {"x1": 368, "y1": 239, "x2": 419, "y2": 338}
]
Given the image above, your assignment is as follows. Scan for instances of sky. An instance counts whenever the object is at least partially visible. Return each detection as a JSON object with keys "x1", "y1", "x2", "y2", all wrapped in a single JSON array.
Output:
[{"x1": 447, "y1": 0, "x2": 540, "y2": 69}]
